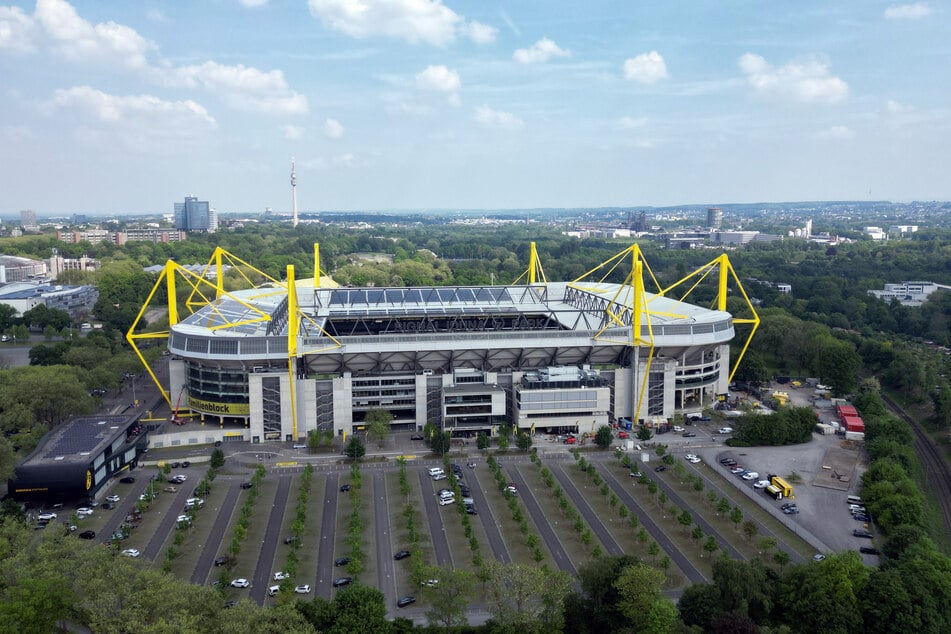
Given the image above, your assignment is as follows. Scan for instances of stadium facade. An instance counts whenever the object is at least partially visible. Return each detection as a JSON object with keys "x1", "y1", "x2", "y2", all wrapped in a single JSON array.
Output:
[{"x1": 130, "y1": 244, "x2": 758, "y2": 445}]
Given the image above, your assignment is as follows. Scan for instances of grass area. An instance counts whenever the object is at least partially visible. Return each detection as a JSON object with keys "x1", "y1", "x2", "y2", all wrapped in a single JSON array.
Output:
[
  {"x1": 469, "y1": 465, "x2": 547, "y2": 566},
  {"x1": 228, "y1": 477, "x2": 275, "y2": 586},
  {"x1": 359, "y1": 475, "x2": 379, "y2": 596},
  {"x1": 557, "y1": 462, "x2": 688, "y2": 588},
  {"x1": 168, "y1": 476, "x2": 232, "y2": 581},
  {"x1": 385, "y1": 471, "x2": 417, "y2": 599},
  {"x1": 515, "y1": 462, "x2": 593, "y2": 567}
]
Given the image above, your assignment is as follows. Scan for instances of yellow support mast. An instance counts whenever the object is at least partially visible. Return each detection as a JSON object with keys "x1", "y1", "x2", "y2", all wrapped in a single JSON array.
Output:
[{"x1": 286, "y1": 265, "x2": 299, "y2": 440}]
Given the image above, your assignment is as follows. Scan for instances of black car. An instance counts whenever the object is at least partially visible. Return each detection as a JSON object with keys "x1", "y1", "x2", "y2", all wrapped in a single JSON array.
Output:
[
  {"x1": 240, "y1": 482, "x2": 254, "y2": 490},
  {"x1": 78, "y1": 530, "x2": 96, "y2": 540},
  {"x1": 394, "y1": 550, "x2": 411, "y2": 560},
  {"x1": 284, "y1": 536, "x2": 298, "y2": 545},
  {"x1": 340, "y1": 484, "x2": 351, "y2": 492},
  {"x1": 781, "y1": 502, "x2": 797, "y2": 510},
  {"x1": 859, "y1": 546, "x2": 881, "y2": 556},
  {"x1": 223, "y1": 600, "x2": 238, "y2": 609},
  {"x1": 397, "y1": 596, "x2": 416, "y2": 608},
  {"x1": 334, "y1": 557, "x2": 351, "y2": 567},
  {"x1": 181, "y1": 461, "x2": 191, "y2": 468},
  {"x1": 853, "y1": 513, "x2": 871, "y2": 522},
  {"x1": 214, "y1": 556, "x2": 230, "y2": 567},
  {"x1": 100, "y1": 502, "x2": 114, "y2": 510},
  {"x1": 782, "y1": 506, "x2": 800, "y2": 515},
  {"x1": 654, "y1": 465, "x2": 666, "y2": 472},
  {"x1": 853, "y1": 529, "x2": 873, "y2": 539},
  {"x1": 465, "y1": 507, "x2": 478, "y2": 515},
  {"x1": 411, "y1": 435, "x2": 424, "y2": 441},
  {"x1": 119, "y1": 476, "x2": 136, "y2": 484},
  {"x1": 682, "y1": 431, "x2": 697, "y2": 437},
  {"x1": 333, "y1": 576, "x2": 353, "y2": 588},
  {"x1": 171, "y1": 462, "x2": 180, "y2": 469},
  {"x1": 459, "y1": 485, "x2": 471, "y2": 496}
]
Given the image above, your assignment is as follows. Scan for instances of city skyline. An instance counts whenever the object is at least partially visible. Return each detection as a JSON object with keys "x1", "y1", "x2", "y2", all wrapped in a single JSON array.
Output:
[{"x1": 1, "y1": 1, "x2": 949, "y2": 215}]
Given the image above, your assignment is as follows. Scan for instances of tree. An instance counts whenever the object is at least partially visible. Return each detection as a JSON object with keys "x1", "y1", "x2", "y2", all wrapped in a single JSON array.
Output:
[
  {"x1": 430, "y1": 430, "x2": 451, "y2": 456},
  {"x1": 344, "y1": 436, "x2": 366, "y2": 461},
  {"x1": 424, "y1": 566, "x2": 475, "y2": 630},
  {"x1": 594, "y1": 425, "x2": 614, "y2": 449},
  {"x1": 636, "y1": 425, "x2": 653, "y2": 441},
  {"x1": 613, "y1": 562, "x2": 676, "y2": 633},
  {"x1": 365, "y1": 409, "x2": 392, "y2": 448},
  {"x1": 742, "y1": 519, "x2": 759, "y2": 542},
  {"x1": 515, "y1": 432, "x2": 533, "y2": 451},
  {"x1": 327, "y1": 582, "x2": 389, "y2": 634},
  {"x1": 678, "y1": 583, "x2": 722, "y2": 629},
  {"x1": 678, "y1": 509, "x2": 693, "y2": 534},
  {"x1": 777, "y1": 551, "x2": 870, "y2": 634},
  {"x1": 730, "y1": 505, "x2": 744, "y2": 528},
  {"x1": 210, "y1": 448, "x2": 225, "y2": 469},
  {"x1": 483, "y1": 561, "x2": 571, "y2": 631}
]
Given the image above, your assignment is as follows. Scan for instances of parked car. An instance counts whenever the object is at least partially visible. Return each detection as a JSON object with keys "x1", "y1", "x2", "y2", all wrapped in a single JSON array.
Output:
[
  {"x1": 339, "y1": 484, "x2": 351, "y2": 492},
  {"x1": 223, "y1": 600, "x2": 238, "y2": 609},
  {"x1": 730, "y1": 466, "x2": 746, "y2": 474},
  {"x1": 853, "y1": 513, "x2": 871, "y2": 522},
  {"x1": 672, "y1": 426, "x2": 684, "y2": 432},
  {"x1": 741, "y1": 471, "x2": 760, "y2": 481},
  {"x1": 813, "y1": 553, "x2": 826, "y2": 562},
  {"x1": 654, "y1": 465, "x2": 667, "y2": 473},
  {"x1": 397, "y1": 596, "x2": 416, "y2": 608},
  {"x1": 274, "y1": 571, "x2": 290, "y2": 581},
  {"x1": 214, "y1": 556, "x2": 230, "y2": 567},
  {"x1": 394, "y1": 550, "x2": 411, "y2": 560},
  {"x1": 782, "y1": 506, "x2": 800, "y2": 515},
  {"x1": 283, "y1": 536, "x2": 298, "y2": 545},
  {"x1": 267, "y1": 585, "x2": 280, "y2": 597},
  {"x1": 753, "y1": 480, "x2": 771, "y2": 489},
  {"x1": 76, "y1": 508, "x2": 94, "y2": 517},
  {"x1": 617, "y1": 431, "x2": 629, "y2": 439},
  {"x1": 37, "y1": 512, "x2": 57, "y2": 521},
  {"x1": 294, "y1": 584, "x2": 311, "y2": 594},
  {"x1": 465, "y1": 506, "x2": 478, "y2": 515},
  {"x1": 119, "y1": 476, "x2": 136, "y2": 484},
  {"x1": 410, "y1": 434, "x2": 424, "y2": 440},
  {"x1": 718, "y1": 427, "x2": 734, "y2": 434},
  {"x1": 181, "y1": 461, "x2": 191, "y2": 468},
  {"x1": 682, "y1": 431, "x2": 697, "y2": 437},
  {"x1": 686, "y1": 456, "x2": 701, "y2": 464},
  {"x1": 504, "y1": 484, "x2": 518, "y2": 494},
  {"x1": 859, "y1": 546, "x2": 881, "y2": 556},
  {"x1": 781, "y1": 502, "x2": 797, "y2": 510},
  {"x1": 333, "y1": 576, "x2": 353, "y2": 588},
  {"x1": 240, "y1": 482, "x2": 253, "y2": 489},
  {"x1": 853, "y1": 529, "x2": 873, "y2": 538},
  {"x1": 79, "y1": 530, "x2": 96, "y2": 540},
  {"x1": 230, "y1": 578, "x2": 250, "y2": 588},
  {"x1": 105, "y1": 495, "x2": 120, "y2": 503},
  {"x1": 334, "y1": 557, "x2": 350, "y2": 567},
  {"x1": 121, "y1": 548, "x2": 141, "y2": 557},
  {"x1": 433, "y1": 473, "x2": 447, "y2": 481}
]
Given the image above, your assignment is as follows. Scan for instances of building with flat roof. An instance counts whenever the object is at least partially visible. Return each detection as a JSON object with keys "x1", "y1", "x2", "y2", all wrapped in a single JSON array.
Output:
[
  {"x1": 174, "y1": 196, "x2": 217, "y2": 233},
  {"x1": 130, "y1": 245, "x2": 758, "y2": 446},
  {"x1": 0, "y1": 282, "x2": 99, "y2": 316},
  {"x1": 8, "y1": 414, "x2": 147, "y2": 503}
]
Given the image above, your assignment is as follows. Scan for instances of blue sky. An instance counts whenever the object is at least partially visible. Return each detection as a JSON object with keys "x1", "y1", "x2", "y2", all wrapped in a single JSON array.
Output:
[{"x1": 0, "y1": 1, "x2": 948, "y2": 216}]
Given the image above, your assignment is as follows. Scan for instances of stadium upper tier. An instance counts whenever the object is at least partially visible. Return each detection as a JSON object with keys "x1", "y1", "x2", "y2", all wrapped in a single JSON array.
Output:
[{"x1": 168, "y1": 280, "x2": 735, "y2": 362}]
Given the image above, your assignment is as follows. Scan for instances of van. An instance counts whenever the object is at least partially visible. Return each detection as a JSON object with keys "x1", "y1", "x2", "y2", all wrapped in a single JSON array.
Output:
[
  {"x1": 847, "y1": 495, "x2": 862, "y2": 506},
  {"x1": 438, "y1": 490, "x2": 454, "y2": 501},
  {"x1": 427, "y1": 467, "x2": 445, "y2": 478},
  {"x1": 268, "y1": 585, "x2": 280, "y2": 597}
]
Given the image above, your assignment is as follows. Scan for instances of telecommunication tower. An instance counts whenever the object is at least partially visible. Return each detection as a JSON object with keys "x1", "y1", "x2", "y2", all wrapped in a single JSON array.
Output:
[{"x1": 291, "y1": 158, "x2": 298, "y2": 227}]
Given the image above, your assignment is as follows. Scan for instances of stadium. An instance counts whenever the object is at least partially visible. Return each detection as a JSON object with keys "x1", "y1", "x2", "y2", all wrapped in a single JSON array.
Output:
[{"x1": 129, "y1": 244, "x2": 758, "y2": 446}]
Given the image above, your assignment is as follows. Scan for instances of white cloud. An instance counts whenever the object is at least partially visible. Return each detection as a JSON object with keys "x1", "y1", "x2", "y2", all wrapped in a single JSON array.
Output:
[
  {"x1": 239, "y1": 0, "x2": 269, "y2": 7},
  {"x1": 884, "y1": 3, "x2": 932, "y2": 19},
  {"x1": 818, "y1": 125, "x2": 853, "y2": 139},
  {"x1": 283, "y1": 125, "x2": 304, "y2": 140},
  {"x1": 415, "y1": 64, "x2": 461, "y2": 92},
  {"x1": 44, "y1": 86, "x2": 216, "y2": 142},
  {"x1": 166, "y1": 61, "x2": 308, "y2": 115},
  {"x1": 146, "y1": 9, "x2": 167, "y2": 23},
  {"x1": 35, "y1": 0, "x2": 153, "y2": 69},
  {"x1": 738, "y1": 53, "x2": 848, "y2": 104},
  {"x1": 474, "y1": 105, "x2": 523, "y2": 130},
  {"x1": 308, "y1": 0, "x2": 462, "y2": 46},
  {"x1": 618, "y1": 116, "x2": 647, "y2": 129},
  {"x1": 513, "y1": 37, "x2": 570, "y2": 64},
  {"x1": 623, "y1": 51, "x2": 668, "y2": 84},
  {"x1": 886, "y1": 99, "x2": 910, "y2": 113},
  {"x1": 0, "y1": 6, "x2": 36, "y2": 53},
  {"x1": 334, "y1": 152, "x2": 354, "y2": 167},
  {"x1": 464, "y1": 21, "x2": 497, "y2": 45},
  {"x1": 323, "y1": 118, "x2": 344, "y2": 138}
]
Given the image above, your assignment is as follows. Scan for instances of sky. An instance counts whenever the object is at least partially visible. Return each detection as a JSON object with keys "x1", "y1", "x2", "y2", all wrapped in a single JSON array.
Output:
[{"x1": 1, "y1": 1, "x2": 949, "y2": 216}]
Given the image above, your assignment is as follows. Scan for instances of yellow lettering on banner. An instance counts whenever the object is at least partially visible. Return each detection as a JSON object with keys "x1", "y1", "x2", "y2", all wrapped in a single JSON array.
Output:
[
  {"x1": 186, "y1": 396, "x2": 250, "y2": 416},
  {"x1": 275, "y1": 462, "x2": 298, "y2": 467}
]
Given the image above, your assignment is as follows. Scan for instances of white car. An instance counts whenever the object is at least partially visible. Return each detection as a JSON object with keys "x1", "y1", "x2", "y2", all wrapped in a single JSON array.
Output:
[
  {"x1": 230, "y1": 578, "x2": 250, "y2": 588},
  {"x1": 753, "y1": 480, "x2": 770, "y2": 489},
  {"x1": 121, "y1": 548, "x2": 140, "y2": 557},
  {"x1": 37, "y1": 512, "x2": 57, "y2": 521},
  {"x1": 741, "y1": 471, "x2": 759, "y2": 481},
  {"x1": 718, "y1": 427, "x2": 734, "y2": 434},
  {"x1": 274, "y1": 571, "x2": 290, "y2": 581},
  {"x1": 76, "y1": 508, "x2": 94, "y2": 517},
  {"x1": 106, "y1": 495, "x2": 120, "y2": 503},
  {"x1": 684, "y1": 453, "x2": 697, "y2": 461},
  {"x1": 686, "y1": 456, "x2": 701, "y2": 464},
  {"x1": 176, "y1": 514, "x2": 191, "y2": 524},
  {"x1": 294, "y1": 584, "x2": 311, "y2": 594}
]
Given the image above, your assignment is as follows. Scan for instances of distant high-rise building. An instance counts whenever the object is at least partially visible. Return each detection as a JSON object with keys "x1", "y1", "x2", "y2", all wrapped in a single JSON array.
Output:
[
  {"x1": 706, "y1": 207, "x2": 723, "y2": 230},
  {"x1": 20, "y1": 209, "x2": 37, "y2": 229},
  {"x1": 174, "y1": 196, "x2": 217, "y2": 233},
  {"x1": 632, "y1": 212, "x2": 648, "y2": 232}
]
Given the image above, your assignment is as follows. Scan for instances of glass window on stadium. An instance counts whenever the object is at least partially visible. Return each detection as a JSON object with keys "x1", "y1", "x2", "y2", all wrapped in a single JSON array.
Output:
[{"x1": 262, "y1": 376, "x2": 282, "y2": 441}]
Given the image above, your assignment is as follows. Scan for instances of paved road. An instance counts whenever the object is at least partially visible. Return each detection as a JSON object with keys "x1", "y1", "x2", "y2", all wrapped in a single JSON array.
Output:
[
  {"x1": 249, "y1": 475, "x2": 291, "y2": 603},
  {"x1": 142, "y1": 482, "x2": 195, "y2": 560},
  {"x1": 503, "y1": 467, "x2": 576, "y2": 576},
  {"x1": 190, "y1": 480, "x2": 241, "y2": 584},
  {"x1": 373, "y1": 472, "x2": 397, "y2": 610},
  {"x1": 417, "y1": 470, "x2": 452, "y2": 567},
  {"x1": 598, "y1": 467, "x2": 707, "y2": 584},
  {"x1": 467, "y1": 466, "x2": 512, "y2": 563},
  {"x1": 547, "y1": 462, "x2": 624, "y2": 557},
  {"x1": 315, "y1": 473, "x2": 339, "y2": 599}
]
